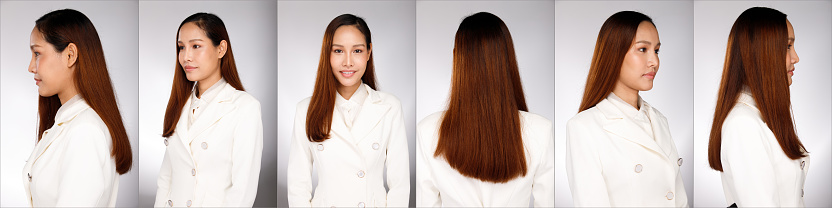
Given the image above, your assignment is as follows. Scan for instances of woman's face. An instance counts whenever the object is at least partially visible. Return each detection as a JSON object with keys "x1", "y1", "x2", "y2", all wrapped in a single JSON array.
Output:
[
  {"x1": 178, "y1": 22, "x2": 226, "y2": 83},
  {"x1": 28, "y1": 27, "x2": 75, "y2": 97},
  {"x1": 618, "y1": 21, "x2": 660, "y2": 93},
  {"x1": 786, "y1": 19, "x2": 799, "y2": 86},
  {"x1": 330, "y1": 25, "x2": 371, "y2": 90}
]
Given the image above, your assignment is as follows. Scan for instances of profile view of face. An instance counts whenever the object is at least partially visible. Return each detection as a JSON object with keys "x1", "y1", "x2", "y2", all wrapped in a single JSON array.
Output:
[
  {"x1": 330, "y1": 25, "x2": 370, "y2": 90},
  {"x1": 28, "y1": 27, "x2": 74, "y2": 97},
  {"x1": 618, "y1": 21, "x2": 660, "y2": 92},
  {"x1": 786, "y1": 19, "x2": 799, "y2": 86},
  {"x1": 178, "y1": 22, "x2": 225, "y2": 83}
]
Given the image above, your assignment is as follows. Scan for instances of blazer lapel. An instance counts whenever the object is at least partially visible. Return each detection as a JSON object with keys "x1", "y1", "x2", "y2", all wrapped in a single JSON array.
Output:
[
  {"x1": 187, "y1": 84, "x2": 236, "y2": 143},
  {"x1": 350, "y1": 87, "x2": 390, "y2": 145},
  {"x1": 175, "y1": 96, "x2": 192, "y2": 147},
  {"x1": 597, "y1": 99, "x2": 666, "y2": 157},
  {"x1": 329, "y1": 108, "x2": 354, "y2": 142},
  {"x1": 647, "y1": 106, "x2": 674, "y2": 158}
]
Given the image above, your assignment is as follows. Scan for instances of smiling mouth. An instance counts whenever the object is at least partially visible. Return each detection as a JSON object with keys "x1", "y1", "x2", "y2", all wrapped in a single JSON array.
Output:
[
  {"x1": 184, "y1": 66, "x2": 197, "y2": 72},
  {"x1": 341, "y1": 70, "x2": 356, "y2": 78}
]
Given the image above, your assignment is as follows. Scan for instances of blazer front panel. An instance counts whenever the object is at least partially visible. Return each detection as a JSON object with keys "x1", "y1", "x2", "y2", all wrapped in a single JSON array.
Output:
[
  {"x1": 155, "y1": 83, "x2": 264, "y2": 207},
  {"x1": 566, "y1": 99, "x2": 687, "y2": 207}
]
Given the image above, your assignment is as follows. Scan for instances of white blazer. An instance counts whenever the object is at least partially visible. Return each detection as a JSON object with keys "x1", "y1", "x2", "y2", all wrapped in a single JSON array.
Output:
[
  {"x1": 22, "y1": 95, "x2": 119, "y2": 207},
  {"x1": 416, "y1": 111, "x2": 555, "y2": 207},
  {"x1": 287, "y1": 84, "x2": 410, "y2": 207},
  {"x1": 719, "y1": 89, "x2": 809, "y2": 207},
  {"x1": 566, "y1": 96, "x2": 688, "y2": 207},
  {"x1": 155, "y1": 83, "x2": 263, "y2": 207}
]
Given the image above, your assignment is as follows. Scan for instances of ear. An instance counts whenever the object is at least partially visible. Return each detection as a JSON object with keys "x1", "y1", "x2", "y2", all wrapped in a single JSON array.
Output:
[
  {"x1": 367, "y1": 43, "x2": 372, "y2": 58},
  {"x1": 65, "y1": 43, "x2": 78, "y2": 69},
  {"x1": 218, "y1": 40, "x2": 228, "y2": 59}
]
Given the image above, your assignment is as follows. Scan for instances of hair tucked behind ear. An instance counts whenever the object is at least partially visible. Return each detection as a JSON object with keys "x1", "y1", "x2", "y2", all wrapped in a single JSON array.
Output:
[
  {"x1": 437, "y1": 12, "x2": 528, "y2": 183},
  {"x1": 163, "y1": 13, "x2": 244, "y2": 138},
  {"x1": 35, "y1": 9, "x2": 132, "y2": 175}
]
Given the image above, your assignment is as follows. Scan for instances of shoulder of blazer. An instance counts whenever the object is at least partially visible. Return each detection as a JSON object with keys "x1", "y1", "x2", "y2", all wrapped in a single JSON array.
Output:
[
  {"x1": 221, "y1": 84, "x2": 260, "y2": 108},
  {"x1": 567, "y1": 102, "x2": 607, "y2": 128},
  {"x1": 367, "y1": 88, "x2": 402, "y2": 109},
  {"x1": 416, "y1": 111, "x2": 444, "y2": 149},
  {"x1": 723, "y1": 103, "x2": 765, "y2": 132},
  {"x1": 519, "y1": 111, "x2": 553, "y2": 151},
  {"x1": 295, "y1": 96, "x2": 312, "y2": 116}
]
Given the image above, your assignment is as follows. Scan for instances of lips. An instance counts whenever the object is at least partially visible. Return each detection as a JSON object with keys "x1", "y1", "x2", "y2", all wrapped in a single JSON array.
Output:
[
  {"x1": 340, "y1": 70, "x2": 356, "y2": 78},
  {"x1": 788, "y1": 68, "x2": 795, "y2": 76},
  {"x1": 34, "y1": 78, "x2": 41, "y2": 85},
  {"x1": 184, "y1": 65, "x2": 197, "y2": 72},
  {"x1": 643, "y1": 71, "x2": 657, "y2": 79}
]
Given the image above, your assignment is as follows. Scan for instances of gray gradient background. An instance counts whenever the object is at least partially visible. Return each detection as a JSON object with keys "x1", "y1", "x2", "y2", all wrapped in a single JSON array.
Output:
[
  {"x1": 416, "y1": 1, "x2": 555, "y2": 206},
  {"x1": 277, "y1": 1, "x2": 417, "y2": 207},
  {"x1": 693, "y1": 1, "x2": 832, "y2": 207},
  {"x1": 0, "y1": 1, "x2": 140, "y2": 207},
  {"x1": 137, "y1": 1, "x2": 277, "y2": 207},
  {"x1": 554, "y1": 1, "x2": 694, "y2": 207}
]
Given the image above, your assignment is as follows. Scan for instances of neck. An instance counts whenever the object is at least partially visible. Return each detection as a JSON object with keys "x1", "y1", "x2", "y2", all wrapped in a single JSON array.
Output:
[
  {"x1": 58, "y1": 88, "x2": 79, "y2": 105},
  {"x1": 197, "y1": 72, "x2": 222, "y2": 98},
  {"x1": 337, "y1": 83, "x2": 360, "y2": 100},
  {"x1": 612, "y1": 83, "x2": 639, "y2": 110}
]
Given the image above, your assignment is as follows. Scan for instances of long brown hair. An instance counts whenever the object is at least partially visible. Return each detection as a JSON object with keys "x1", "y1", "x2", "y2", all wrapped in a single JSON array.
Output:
[
  {"x1": 162, "y1": 13, "x2": 245, "y2": 137},
  {"x1": 578, "y1": 11, "x2": 654, "y2": 112},
  {"x1": 35, "y1": 9, "x2": 132, "y2": 174},
  {"x1": 436, "y1": 12, "x2": 528, "y2": 183},
  {"x1": 305, "y1": 14, "x2": 377, "y2": 142},
  {"x1": 708, "y1": 7, "x2": 806, "y2": 171}
]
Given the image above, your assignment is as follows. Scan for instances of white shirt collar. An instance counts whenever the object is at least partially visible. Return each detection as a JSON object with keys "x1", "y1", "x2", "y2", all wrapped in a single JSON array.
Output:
[
  {"x1": 607, "y1": 92, "x2": 651, "y2": 122},
  {"x1": 336, "y1": 83, "x2": 367, "y2": 109},
  {"x1": 192, "y1": 78, "x2": 227, "y2": 104}
]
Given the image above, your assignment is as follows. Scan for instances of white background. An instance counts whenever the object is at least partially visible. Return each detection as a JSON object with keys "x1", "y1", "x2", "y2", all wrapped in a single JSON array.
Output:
[
  {"x1": 416, "y1": 1, "x2": 555, "y2": 206},
  {"x1": 277, "y1": 1, "x2": 417, "y2": 207},
  {"x1": 0, "y1": 1, "x2": 140, "y2": 207},
  {"x1": 137, "y1": 1, "x2": 277, "y2": 207},
  {"x1": 693, "y1": 1, "x2": 832, "y2": 207},
  {"x1": 554, "y1": 1, "x2": 694, "y2": 207}
]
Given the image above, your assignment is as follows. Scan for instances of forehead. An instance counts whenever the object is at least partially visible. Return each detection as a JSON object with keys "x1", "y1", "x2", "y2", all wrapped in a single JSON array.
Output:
[
  {"x1": 787, "y1": 19, "x2": 795, "y2": 37},
  {"x1": 178, "y1": 22, "x2": 207, "y2": 41},
  {"x1": 30, "y1": 27, "x2": 44, "y2": 42},
  {"x1": 332, "y1": 25, "x2": 365, "y2": 45},
  {"x1": 634, "y1": 21, "x2": 659, "y2": 42}
]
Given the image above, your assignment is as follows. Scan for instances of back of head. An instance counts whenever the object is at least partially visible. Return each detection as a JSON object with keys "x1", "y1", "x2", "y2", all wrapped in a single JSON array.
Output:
[{"x1": 437, "y1": 12, "x2": 528, "y2": 183}]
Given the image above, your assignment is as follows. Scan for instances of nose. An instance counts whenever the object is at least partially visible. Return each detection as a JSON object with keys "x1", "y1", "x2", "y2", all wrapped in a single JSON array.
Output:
[
  {"x1": 648, "y1": 53, "x2": 659, "y2": 70},
  {"x1": 792, "y1": 50, "x2": 800, "y2": 65},
  {"x1": 28, "y1": 56, "x2": 36, "y2": 74},
  {"x1": 343, "y1": 52, "x2": 354, "y2": 67}
]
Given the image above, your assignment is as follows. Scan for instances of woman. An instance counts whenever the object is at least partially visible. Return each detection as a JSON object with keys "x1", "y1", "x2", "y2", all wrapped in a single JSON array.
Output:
[
  {"x1": 565, "y1": 11, "x2": 687, "y2": 207},
  {"x1": 155, "y1": 13, "x2": 263, "y2": 207},
  {"x1": 708, "y1": 7, "x2": 808, "y2": 207},
  {"x1": 23, "y1": 9, "x2": 132, "y2": 207},
  {"x1": 286, "y1": 14, "x2": 410, "y2": 207},
  {"x1": 416, "y1": 12, "x2": 554, "y2": 207}
]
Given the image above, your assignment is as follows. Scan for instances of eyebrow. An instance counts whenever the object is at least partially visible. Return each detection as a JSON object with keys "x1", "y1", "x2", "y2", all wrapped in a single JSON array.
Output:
[
  {"x1": 789, "y1": 37, "x2": 795, "y2": 42},
  {"x1": 30, "y1": 44, "x2": 41, "y2": 50},
  {"x1": 635, "y1": 40, "x2": 661, "y2": 46},
  {"x1": 177, "y1": 39, "x2": 204, "y2": 43},
  {"x1": 332, "y1": 44, "x2": 366, "y2": 47}
]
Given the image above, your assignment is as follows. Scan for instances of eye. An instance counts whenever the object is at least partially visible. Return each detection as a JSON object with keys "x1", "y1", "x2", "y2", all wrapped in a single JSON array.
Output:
[
  {"x1": 353, "y1": 49, "x2": 363, "y2": 53},
  {"x1": 192, "y1": 45, "x2": 201, "y2": 49},
  {"x1": 787, "y1": 45, "x2": 792, "y2": 50},
  {"x1": 638, "y1": 48, "x2": 646, "y2": 53},
  {"x1": 333, "y1": 49, "x2": 343, "y2": 53},
  {"x1": 33, "y1": 52, "x2": 40, "y2": 57},
  {"x1": 177, "y1": 46, "x2": 184, "y2": 50},
  {"x1": 655, "y1": 49, "x2": 660, "y2": 54}
]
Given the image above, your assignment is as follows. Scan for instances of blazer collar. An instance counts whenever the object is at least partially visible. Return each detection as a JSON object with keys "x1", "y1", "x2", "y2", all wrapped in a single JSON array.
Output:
[
  {"x1": 597, "y1": 97, "x2": 671, "y2": 158},
  {"x1": 329, "y1": 83, "x2": 390, "y2": 145},
  {"x1": 176, "y1": 82, "x2": 238, "y2": 146},
  {"x1": 737, "y1": 87, "x2": 758, "y2": 109}
]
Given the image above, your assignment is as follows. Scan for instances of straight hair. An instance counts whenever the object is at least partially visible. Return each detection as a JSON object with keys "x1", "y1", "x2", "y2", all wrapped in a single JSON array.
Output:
[
  {"x1": 436, "y1": 12, "x2": 528, "y2": 183},
  {"x1": 305, "y1": 14, "x2": 377, "y2": 142},
  {"x1": 162, "y1": 13, "x2": 245, "y2": 137},
  {"x1": 35, "y1": 9, "x2": 132, "y2": 174},
  {"x1": 708, "y1": 7, "x2": 807, "y2": 171},
  {"x1": 579, "y1": 11, "x2": 654, "y2": 112}
]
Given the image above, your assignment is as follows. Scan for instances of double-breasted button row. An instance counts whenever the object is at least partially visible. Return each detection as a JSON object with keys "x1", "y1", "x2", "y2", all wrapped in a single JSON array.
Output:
[
  {"x1": 167, "y1": 200, "x2": 193, "y2": 207},
  {"x1": 316, "y1": 142, "x2": 381, "y2": 151},
  {"x1": 372, "y1": 142, "x2": 380, "y2": 150},
  {"x1": 358, "y1": 202, "x2": 365, "y2": 208},
  {"x1": 357, "y1": 170, "x2": 365, "y2": 178},
  {"x1": 634, "y1": 164, "x2": 643, "y2": 173},
  {"x1": 666, "y1": 191, "x2": 674, "y2": 200},
  {"x1": 186, "y1": 200, "x2": 192, "y2": 207},
  {"x1": 201, "y1": 142, "x2": 208, "y2": 150}
]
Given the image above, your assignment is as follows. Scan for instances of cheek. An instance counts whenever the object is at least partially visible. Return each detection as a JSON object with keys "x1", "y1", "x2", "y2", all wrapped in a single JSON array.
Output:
[{"x1": 330, "y1": 54, "x2": 339, "y2": 69}]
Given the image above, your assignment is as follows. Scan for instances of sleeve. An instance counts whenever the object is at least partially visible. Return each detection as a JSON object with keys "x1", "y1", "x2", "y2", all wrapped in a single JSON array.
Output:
[
  {"x1": 532, "y1": 120, "x2": 555, "y2": 207},
  {"x1": 415, "y1": 121, "x2": 441, "y2": 207},
  {"x1": 154, "y1": 141, "x2": 173, "y2": 207},
  {"x1": 222, "y1": 99, "x2": 264, "y2": 207},
  {"x1": 54, "y1": 123, "x2": 110, "y2": 206},
  {"x1": 721, "y1": 115, "x2": 779, "y2": 207},
  {"x1": 286, "y1": 102, "x2": 314, "y2": 207},
  {"x1": 385, "y1": 103, "x2": 411, "y2": 207},
  {"x1": 565, "y1": 118, "x2": 611, "y2": 207}
]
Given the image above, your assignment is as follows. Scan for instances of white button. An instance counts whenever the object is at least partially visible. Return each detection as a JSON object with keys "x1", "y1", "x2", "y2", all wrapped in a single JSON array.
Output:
[
  {"x1": 666, "y1": 191, "x2": 674, "y2": 200},
  {"x1": 191, "y1": 169, "x2": 196, "y2": 176},
  {"x1": 27, "y1": 173, "x2": 32, "y2": 182},
  {"x1": 167, "y1": 200, "x2": 172, "y2": 207},
  {"x1": 186, "y1": 200, "x2": 192, "y2": 207},
  {"x1": 358, "y1": 202, "x2": 365, "y2": 208},
  {"x1": 801, "y1": 161, "x2": 805, "y2": 170},
  {"x1": 372, "y1": 143, "x2": 380, "y2": 150},
  {"x1": 201, "y1": 142, "x2": 208, "y2": 150},
  {"x1": 164, "y1": 138, "x2": 169, "y2": 146},
  {"x1": 677, "y1": 158, "x2": 683, "y2": 166},
  {"x1": 634, "y1": 164, "x2": 643, "y2": 173},
  {"x1": 357, "y1": 170, "x2": 365, "y2": 178},
  {"x1": 317, "y1": 144, "x2": 324, "y2": 151}
]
